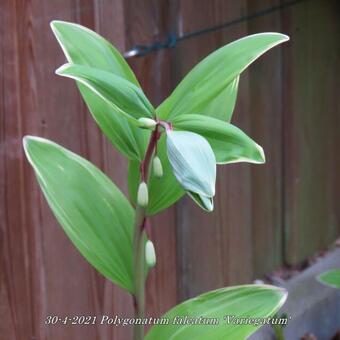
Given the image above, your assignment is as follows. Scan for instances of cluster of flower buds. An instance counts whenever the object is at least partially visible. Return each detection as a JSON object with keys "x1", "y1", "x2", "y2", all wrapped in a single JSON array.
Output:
[{"x1": 136, "y1": 116, "x2": 165, "y2": 209}]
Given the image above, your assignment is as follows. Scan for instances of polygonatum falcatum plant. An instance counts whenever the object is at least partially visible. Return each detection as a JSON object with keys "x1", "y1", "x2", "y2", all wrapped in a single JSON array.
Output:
[{"x1": 23, "y1": 21, "x2": 289, "y2": 339}]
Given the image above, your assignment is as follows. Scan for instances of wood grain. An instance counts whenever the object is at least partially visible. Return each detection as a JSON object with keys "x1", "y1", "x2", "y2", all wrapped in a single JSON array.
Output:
[
  {"x1": 1, "y1": 1, "x2": 132, "y2": 339},
  {"x1": 174, "y1": 0, "x2": 254, "y2": 300},
  {"x1": 247, "y1": 0, "x2": 284, "y2": 277},
  {"x1": 0, "y1": 0, "x2": 339, "y2": 339},
  {"x1": 282, "y1": 0, "x2": 340, "y2": 264}
]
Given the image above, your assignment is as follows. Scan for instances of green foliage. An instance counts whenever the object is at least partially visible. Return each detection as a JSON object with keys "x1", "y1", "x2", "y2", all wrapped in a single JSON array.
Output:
[
  {"x1": 172, "y1": 114, "x2": 265, "y2": 164},
  {"x1": 50, "y1": 20, "x2": 288, "y2": 214},
  {"x1": 51, "y1": 20, "x2": 148, "y2": 161},
  {"x1": 51, "y1": 21, "x2": 140, "y2": 84},
  {"x1": 56, "y1": 64, "x2": 154, "y2": 123},
  {"x1": 317, "y1": 269, "x2": 340, "y2": 288},
  {"x1": 204, "y1": 75, "x2": 239, "y2": 122},
  {"x1": 166, "y1": 130, "x2": 216, "y2": 211},
  {"x1": 23, "y1": 136, "x2": 135, "y2": 292},
  {"x1": 146, "y1": 285, "x2": 288, "y2": 340},
  {"x1": 157, "y1": 33, "x2": 289, "y2": 121},
  {"x1": 23, "y1": 21, "x2": 289, "y2": 337},
  {"x1": 128, "y1": 136, "x2": 185, "y2": 216}
]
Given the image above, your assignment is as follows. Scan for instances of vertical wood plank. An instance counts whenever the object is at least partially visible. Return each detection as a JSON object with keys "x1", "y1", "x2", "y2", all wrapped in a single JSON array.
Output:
[
  {"x1": 175, "y1": 0, "x2": 254, "y2": 300},
  {"x1": 1, "y1": 0, "x2": 340, "y2": 339},
  {"x1": 247, "y1": 0, "x2": 284, "y2": 277},
  {"x1": 282, "y1": 0, "x2": 340, "y2": 264},
  {"x1": 1, "y1": 1, "x2": 132, "y2": 339},
  {"x1": 1, "y1": 1, "x2": 35, "y2": 339}
]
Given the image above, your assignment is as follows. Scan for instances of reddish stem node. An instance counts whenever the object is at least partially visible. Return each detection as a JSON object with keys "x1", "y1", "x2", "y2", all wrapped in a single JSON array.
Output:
[
  {"x1": 157, "y1": 120, "x2": 173, "y2": 132},
  {"x1": 140, "y1": 125, "x2": 161, "y2": 181}
]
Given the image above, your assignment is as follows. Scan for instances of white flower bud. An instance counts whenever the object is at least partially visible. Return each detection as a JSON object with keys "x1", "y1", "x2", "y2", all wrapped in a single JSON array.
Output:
[
  {"x1": 152, "y1": 156, "x2": 163, "y2": 178},
  {"x1": 145, "y1": 240, "x2": 156, "y2": 267},
  {"x1": 138, "y1": 117, "x2": 157, "y2": 129},
  {"x1": 137, "y1": 181, "x2": 148, "y2": 207}
]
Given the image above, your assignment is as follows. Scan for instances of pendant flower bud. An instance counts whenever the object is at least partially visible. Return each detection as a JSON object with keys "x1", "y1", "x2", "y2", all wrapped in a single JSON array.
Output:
[
  {"x1": 145, "y1": 240, "x2": 156, "y2": 267},
  {"x1": 137, "y1": 181, "x2": 149, "y2": 207},
  {"x1": 153, "y1": 156, "x2": 163, "y2": 178},
  {"x1": 138, "y1": 117, "x2": 157, "y2": 129}
]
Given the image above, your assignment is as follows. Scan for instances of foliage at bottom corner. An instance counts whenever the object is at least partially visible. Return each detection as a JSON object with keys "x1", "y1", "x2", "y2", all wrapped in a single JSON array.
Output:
[
  {"x1": 145, "y1": 284, "x2": 287, "y2": 340},
  {"x1": 317, "y1": 269, "x2": 340, "y2": 289}
]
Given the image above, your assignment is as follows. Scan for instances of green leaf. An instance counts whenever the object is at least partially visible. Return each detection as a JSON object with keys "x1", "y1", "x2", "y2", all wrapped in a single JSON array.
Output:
[
  {"x1": 157, "y1": 33, "x2": 289, "y2": 121},
  {"x1": 166, "y1": 131, "x2": 216, "y2": 211},
  {"x1": 187, "y1": 192, "x2": 214, "y2": 212},
  {"x1": 50, "y1": 20, "x2": 149, "y2": 161},
  {"x1": 173, "y1": 114, "x2": 265, "y2": 164},
  {"x1": 79, "y1": 85, "x2": 149, "y2": 160},
  {"x1": 146, "y1": 284, "x2": 287, "y2": 340},
  {"x1": 317, "y1": 269, "x2": 340, "y2": 288},
  {"x1": 50, "y1": 20, "x2": 140, "y2": 86},
  {"x1": 203, "y1": 75, "x2": 239, "y2": 122},
  {"x1": 56, "y1": 64, "x2": 154, "y2": 124},
  {"x1": 23, "y1": 136, "x2": 135, "y2": 293},
  {"x1": 128, "y1": 135, "x2": 185, "y2": 216}
]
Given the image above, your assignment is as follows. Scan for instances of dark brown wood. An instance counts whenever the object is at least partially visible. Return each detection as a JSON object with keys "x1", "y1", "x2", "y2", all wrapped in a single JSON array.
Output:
[
  {"x1": 0, "y1": 1, "x2": 132, "y2": 339},
  {"x1": 1, "y1": 0, "x2": 339, "y2": 339},
  {"x1": 174, "y1": 0, "x2": 254, "y2": 300},
  {"x1": 247, "y1": 0, "x2": 284, "y2": 277},
  {"x1": 282, "y1": 0, "x2": 340, "y2": 264}
]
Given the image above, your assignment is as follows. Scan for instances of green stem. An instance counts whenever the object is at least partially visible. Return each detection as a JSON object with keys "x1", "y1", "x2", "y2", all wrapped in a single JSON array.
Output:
[
  {"x1": 273, "y1": 324, "x2": 285, "y2": 340},
  {"x1": 133, "y1": 205, "x2": 146, "y2": 340},
  {"x1": 133, "y1": 126, "x2": 160, "y2": 340}
]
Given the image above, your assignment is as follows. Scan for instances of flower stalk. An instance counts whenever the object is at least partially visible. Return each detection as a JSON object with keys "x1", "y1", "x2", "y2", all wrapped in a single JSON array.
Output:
[{"x1": 133, "y1": 125, "x2": 160, "y2": 340}]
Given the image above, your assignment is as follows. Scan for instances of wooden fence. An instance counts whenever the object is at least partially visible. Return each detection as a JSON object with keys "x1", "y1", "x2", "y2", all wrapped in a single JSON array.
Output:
[{"x1": 1, "y1": 0, "x2": 339, "y2": 339}]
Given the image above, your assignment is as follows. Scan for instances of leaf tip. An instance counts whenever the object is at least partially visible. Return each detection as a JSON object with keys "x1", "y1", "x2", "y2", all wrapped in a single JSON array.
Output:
[
  {"x1": 256, "y1": 144, "x2": 266, "y2": 164},
  {"x1": 22, "y1": 135, "x2": 43, "y2": 165},
  {"x1": 22, "y1": 136, "x2": 31, "y2": 157},
  {"x1": 258, "y1": 32, "x2": 290, "y2": 43},
  {"x1": 254, "y1": 284, "x2": 288, "y2": 310},
  {"x1": 277, "y1": 286, "x2": 288, "y2": 296},
  {"x1": 205, "y1": 201, "x2": 214, "y2": 212},
  {"x1": 50, "y1": 20, "x2": 73, "y2": 31},
  {"x1": 22, "y1": 135, "x2": 38, "y2": 152},
  {"x1": 55, "y1": 63, "x2": 71, "y2": 76},
  {"x1": 281, "y1": 33, "x2": 290, "y2": 42},
  {"x1": 270, "y1": 285, "x2": 288, "y2": 307},
  {"x1": 49, "y1": 20, "x2": 59, "y2": 31},
  {"x1": 269, "y1": 32, "x2": 289, "y2": 43},
  {"x1": 188, "y1": 192, "x2": 214, "y2": 212},
  {"x1": 278, "y1": 287, "x2": 289, "y2": 307},
  {"x1": 50, "y1": 20, "x2": 69, "y2": 37},
  {"x1": 22, "y1": 135, "x2": 30, "y2": 147}
]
